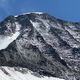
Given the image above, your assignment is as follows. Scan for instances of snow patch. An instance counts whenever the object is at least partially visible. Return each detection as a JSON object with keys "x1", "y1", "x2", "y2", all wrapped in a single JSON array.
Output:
[
  {"x1": 0, "y1": 22, "x2": 21, "y2": 50},
  {"x1": 0, "y1": 66, "x2": 64, "y2": 80},
  {"x1": 24, "y1": 12, "x2": 43, "y2": 15}
]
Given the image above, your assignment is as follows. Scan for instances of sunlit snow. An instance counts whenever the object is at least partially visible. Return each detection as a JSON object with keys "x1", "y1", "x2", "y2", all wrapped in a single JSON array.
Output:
[
  {"x1": 0, "y1": 67, "x2": 64, "y2": 80},
  {"x1": 0, "y1": 22, "x2": 21, "y2": 50}
]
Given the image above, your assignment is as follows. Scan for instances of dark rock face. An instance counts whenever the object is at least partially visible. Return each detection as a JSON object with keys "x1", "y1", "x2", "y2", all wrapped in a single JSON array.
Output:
[{"x1": 0, "y1": 12, "x2": 80, "y2": 80}]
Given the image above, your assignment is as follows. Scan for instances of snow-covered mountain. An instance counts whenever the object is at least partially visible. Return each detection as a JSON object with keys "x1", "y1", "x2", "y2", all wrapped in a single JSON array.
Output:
[{"x1": 0, "y1": 12, "x2": 80, "y2": 80}]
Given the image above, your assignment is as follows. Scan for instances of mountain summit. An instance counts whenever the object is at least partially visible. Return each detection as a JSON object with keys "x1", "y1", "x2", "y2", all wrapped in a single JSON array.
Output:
[{"x1": 0, "y1": 12, "x2": 80, "y2": 80}]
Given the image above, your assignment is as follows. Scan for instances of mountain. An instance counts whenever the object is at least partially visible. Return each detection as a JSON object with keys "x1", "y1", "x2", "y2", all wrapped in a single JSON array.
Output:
[{"x1": 0, "y1": 12, "x2": 80, "y2": 80}]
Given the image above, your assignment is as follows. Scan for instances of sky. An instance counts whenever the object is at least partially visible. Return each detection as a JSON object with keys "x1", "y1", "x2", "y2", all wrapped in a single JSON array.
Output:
[{"x1": 0, "y1": 0, "x2": 80, "y2": 22}]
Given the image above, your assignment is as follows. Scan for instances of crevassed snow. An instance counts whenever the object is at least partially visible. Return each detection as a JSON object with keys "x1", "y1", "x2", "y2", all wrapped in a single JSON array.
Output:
[
  {"x1": 0, "y1": 22, "x2": 21, "y2": 50},
  {"x1": 0, "y1": 66, "x2": 64, "y2": 80}
]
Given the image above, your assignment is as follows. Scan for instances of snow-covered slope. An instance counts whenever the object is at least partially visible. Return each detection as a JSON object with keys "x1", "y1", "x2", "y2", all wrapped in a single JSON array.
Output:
[
  {"x1": 0, "y1": 66, "x2": 64, "y2": 80},
  {"x1": 0, "y1": 22, "x2": 21, "y2": 50}
]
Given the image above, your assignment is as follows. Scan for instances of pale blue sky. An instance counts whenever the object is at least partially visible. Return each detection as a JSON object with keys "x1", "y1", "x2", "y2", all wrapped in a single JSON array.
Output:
[{"x1": 0, "y1": 0, "x2": 80, "y2": 22}]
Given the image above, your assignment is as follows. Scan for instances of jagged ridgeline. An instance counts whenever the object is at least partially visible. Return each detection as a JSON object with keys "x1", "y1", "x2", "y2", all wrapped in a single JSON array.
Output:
[{"x1": 0, "y1": 12, "x2": 80, "y2": 80}]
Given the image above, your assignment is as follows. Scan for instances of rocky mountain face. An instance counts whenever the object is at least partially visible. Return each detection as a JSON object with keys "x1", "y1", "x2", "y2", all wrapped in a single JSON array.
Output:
[{"x1": 0, "y1": 12, "x2": 80, "y2": 80}]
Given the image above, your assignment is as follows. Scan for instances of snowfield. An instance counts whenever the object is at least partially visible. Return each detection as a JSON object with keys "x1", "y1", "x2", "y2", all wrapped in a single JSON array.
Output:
[{"x1": 0, "y1": 67, "x2": 64, "y2": 80}]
